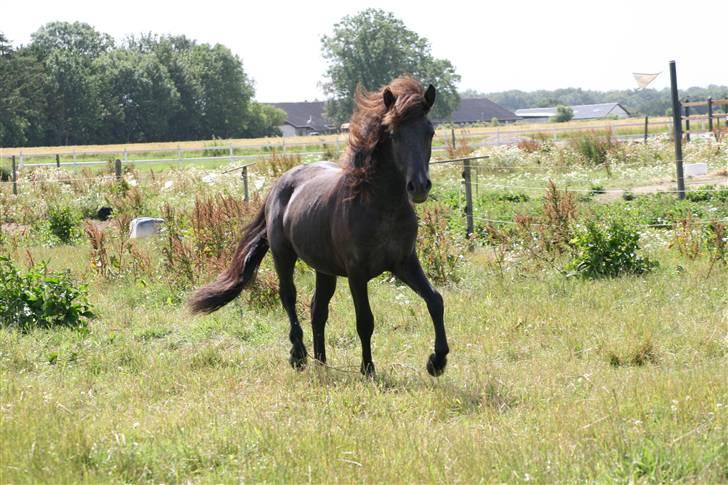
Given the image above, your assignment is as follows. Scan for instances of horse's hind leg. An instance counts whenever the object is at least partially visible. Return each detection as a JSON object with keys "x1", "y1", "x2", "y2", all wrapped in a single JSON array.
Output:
[
  {"x1": 311, "y1": 272, "x2": 336, "y2": 364},
  {"x1": 272, "y1": 248, "x2": 307, "y2": 369}
]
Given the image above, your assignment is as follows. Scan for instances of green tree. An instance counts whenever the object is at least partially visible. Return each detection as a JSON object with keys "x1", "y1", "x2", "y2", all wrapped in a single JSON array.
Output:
[
  {"x1": 321, "y1": 9, "x2": 460, "y2": 124},
  {"x1": 0, "y1": 36, "x2": 47, "y2": 146},
  {"x1": 551, "y1": 105, "x2": 574, "y2": 122},
  {"x1": 30, "y1": 22, "x2": 113, "y2": 145},
  {"x1": 94, "y1": 49, "x2": 181, "y2": 142},
  {"x1": 245, "y1": 103, "x2": 287, "y2": 138}
]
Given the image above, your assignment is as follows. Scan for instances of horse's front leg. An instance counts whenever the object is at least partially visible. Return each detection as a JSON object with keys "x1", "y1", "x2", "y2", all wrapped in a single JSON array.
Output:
[
  {"x1": 348, "y1": 275, "x2": 376, "y2": 377},
  {"x1": 393, "y1": 253, "x2": 449, "y2": 376}
]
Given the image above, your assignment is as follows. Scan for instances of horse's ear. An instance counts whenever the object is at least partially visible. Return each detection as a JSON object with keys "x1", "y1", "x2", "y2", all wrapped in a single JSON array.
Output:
[
  {"x1": 425, "y1": 84, "x2": 436, "y2": 109},
  {"x1": 383, "y1": 88, "x2": 396, "y2": 111}
]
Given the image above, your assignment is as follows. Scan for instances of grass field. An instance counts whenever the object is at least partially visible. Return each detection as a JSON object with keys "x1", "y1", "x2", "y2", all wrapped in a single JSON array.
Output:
[{"x1": 1, "y1": 134, "x2": 727, "y2": 482}]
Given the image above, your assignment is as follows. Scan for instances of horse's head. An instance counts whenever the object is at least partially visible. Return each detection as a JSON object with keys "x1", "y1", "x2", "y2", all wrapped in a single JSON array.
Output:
[{"x1": 385, "y1": 84, "x2": 436, "y2": 203}]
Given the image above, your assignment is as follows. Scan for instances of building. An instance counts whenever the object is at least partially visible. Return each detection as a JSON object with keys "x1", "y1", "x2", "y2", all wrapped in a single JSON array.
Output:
[
  {"x1": 268, "y1": 101, "x2": 336, "y2": 137},
  {"x1": 515, "y1": 103, "x2": 631, "y2": 123},
  {"x1": 439, "y1": 98, "x2": 519, "y2": 125},
  {"x1": 269, "y1": 97, "x2": 518, "y2": 136}
]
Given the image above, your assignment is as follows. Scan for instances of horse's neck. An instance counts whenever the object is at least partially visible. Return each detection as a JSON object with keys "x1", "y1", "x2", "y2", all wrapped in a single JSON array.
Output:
[{"x1": 369, "y1": 146, "x2": 408, "y2": 206}]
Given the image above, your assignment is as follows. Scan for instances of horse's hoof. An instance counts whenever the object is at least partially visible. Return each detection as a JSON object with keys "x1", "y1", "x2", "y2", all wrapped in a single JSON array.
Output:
[
  {"x1": 289, "y1": 347, "x2": 307, "y2": 371},
  {"x1": 426, "y1": 353, "x2": 447, "y2": 377},
  {"x1": 360, "y1": 362, "x2": 376, "y2": 378}
]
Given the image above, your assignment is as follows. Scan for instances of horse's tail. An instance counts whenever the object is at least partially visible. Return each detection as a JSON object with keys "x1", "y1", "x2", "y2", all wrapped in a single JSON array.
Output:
[{"x1": 188, "y1": 201, "x2": 269, "y2": 314}]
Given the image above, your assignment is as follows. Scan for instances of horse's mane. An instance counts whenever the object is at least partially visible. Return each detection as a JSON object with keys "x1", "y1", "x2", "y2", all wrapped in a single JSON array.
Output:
[{"x1": 342, "y1": 77, "x2": 430, "y2": 193}]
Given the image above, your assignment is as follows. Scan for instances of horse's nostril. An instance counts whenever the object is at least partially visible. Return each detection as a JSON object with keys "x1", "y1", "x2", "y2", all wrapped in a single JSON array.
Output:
[
  {"x1": 406, "y1": 181, "x2": 415, "y2": 192},
  {"x1": 425, "y1": 179, "x2": 432, "y2": 190}
]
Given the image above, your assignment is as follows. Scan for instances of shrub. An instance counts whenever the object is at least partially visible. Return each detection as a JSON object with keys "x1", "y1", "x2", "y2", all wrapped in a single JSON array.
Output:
[
  {"x1": 551, "y1": 105, "x2": 573, "y2": 123},
  {"x1": 47, "y1": 205, "x2": 81, "y2": 244},
  {"x1": 0, "y1": 166, "x2": 10, "y2": 182},
  {"x1": 567, "y1": 221, "x2": 657, "y2": 279},
  {"x1": 517, "y1": 138, "x2": 541, "y2": 153},
  {"x1": 0, "y1": 257, "x2": 94, "y2": 330}
]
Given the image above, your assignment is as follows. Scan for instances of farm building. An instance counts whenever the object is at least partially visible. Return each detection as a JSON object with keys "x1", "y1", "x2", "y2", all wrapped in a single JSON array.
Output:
[
  {"x1": 269, "y1": 97, "x2": 518, "y2": 136},
  {"x1": 268, "y1": 101, "x2": 336, "y2": 136},
  {"x1": 438, "y1": 98, "x2": 519, "y2": 125},
  {"x1": 515, "y1": 103, "x2": 631, "y2": 122}
]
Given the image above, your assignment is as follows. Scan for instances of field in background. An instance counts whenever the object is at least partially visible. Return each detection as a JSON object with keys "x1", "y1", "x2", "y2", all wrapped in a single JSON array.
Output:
[{"x1": 1, "y1": 132, "x2": 727, "y2": 482}]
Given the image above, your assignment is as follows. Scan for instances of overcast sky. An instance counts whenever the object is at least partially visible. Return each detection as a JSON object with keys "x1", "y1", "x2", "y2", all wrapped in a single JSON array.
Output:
[{"x1": 3, "y1": 0, "x2": 726, "y2": 102}]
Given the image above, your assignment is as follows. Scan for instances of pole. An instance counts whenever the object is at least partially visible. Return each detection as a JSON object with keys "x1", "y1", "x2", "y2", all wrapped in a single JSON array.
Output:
[
  {"x1": 451, "y1": 127, "x2": 456, "y2": 152},
  {"x1": 11, "y1": 155, "x2": 17, "y2": 195},
  {"x1": 644, "y1": 116, "x2": 649, "y2": 143},
  {"x1": 242, "y1": 166, "x2": 249, "y2": 202},
  {"x1": 669, "y1": 60, "x2": 686, "y2": 200},
  {"x1": 114, "y1": 159, "x2": 122, "y2": 180},
  {"x1": 56, "y1": 154, "x2": 60, "y2": 169},
  {"x1": 684, "y1": 98, "x2": 691, "y2": 142},
  {"x1": 463, "y1": 158, "x2": 474, "y2": 240},
  {"x1": 707, "y1": 97, "x2": 713, "y2": 133}
]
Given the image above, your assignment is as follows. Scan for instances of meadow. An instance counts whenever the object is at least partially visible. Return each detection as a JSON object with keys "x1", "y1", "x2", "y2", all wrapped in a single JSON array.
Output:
[{"x1": 0, "y1": 131, "x2": 726, "y2": 482}]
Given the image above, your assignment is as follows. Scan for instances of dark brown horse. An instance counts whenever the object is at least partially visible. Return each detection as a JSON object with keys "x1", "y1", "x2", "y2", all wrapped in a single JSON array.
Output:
[{"x1": 189, "y1": 77, "x2": 449, "y2": 377}]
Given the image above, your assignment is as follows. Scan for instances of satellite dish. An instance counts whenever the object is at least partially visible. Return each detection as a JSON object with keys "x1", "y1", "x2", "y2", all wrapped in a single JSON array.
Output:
[{"x1": 633, "y1": 72, "x2": 661, "y2": 90}]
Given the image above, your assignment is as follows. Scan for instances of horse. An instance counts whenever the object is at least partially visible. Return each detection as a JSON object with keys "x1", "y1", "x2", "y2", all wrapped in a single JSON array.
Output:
[{"x1": 189, "y1": 77, "x2": 449, "y2": 377}]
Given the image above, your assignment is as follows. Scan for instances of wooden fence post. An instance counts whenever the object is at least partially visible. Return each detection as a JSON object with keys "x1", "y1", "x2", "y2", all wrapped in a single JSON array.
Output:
[
  {"x1": 644, "y1": 116, "x2": 649, "y2": 143},
  {"x1": 11, "y1": 155, "x2": 17, "y2": 195},
  {"x1": 707, "y1": 97, "x2": 713, "y2": 133},
  {"x1": 669, "y1": 60, "x2": 686, "y2": 200},
  {"x1": 114, "y1": 159, "x2": 122, "y2": 180},
  {"x1": 684, "y1": 98, "x2": 691, "y2": 142},
  {"x1": 242, "y1": 166, "x2": 249, "y2": 202},
  {"x1": 56, "y1": 154, "x2": 60, "y2": 168},
  {"x1": 462, "y1": 158, "x2": 474, "y2": 241}
]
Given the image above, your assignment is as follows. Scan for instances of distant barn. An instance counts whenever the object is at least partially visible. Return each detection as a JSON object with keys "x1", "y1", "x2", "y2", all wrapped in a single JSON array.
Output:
[
  {"x1": 268, "y1": 101, "x2": 336, "y2": 136},
  {"x1": 439, "y1": 98, "x2": 519, "y2": 125},
  {"x1": 515, "y1": 103, "x2": 631, "y2": 123},
  {"x1": 268, "y1": 97, "x2": 519, "y2": 136}
]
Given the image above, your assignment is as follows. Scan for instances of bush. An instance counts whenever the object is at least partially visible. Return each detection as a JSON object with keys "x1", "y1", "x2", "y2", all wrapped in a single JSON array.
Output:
[
  {"x1": 0, "y1": 257, "x2": 94, "y2": 330},
  {"x1": 551, "y1": 105, "x2": 573, "y2": 123},
  {"x1": 567, "y1": 221, "x2": 657, "y2": 279},
  {"x1": 48, "y1": 205, "x2": 81, "y2": 244}
]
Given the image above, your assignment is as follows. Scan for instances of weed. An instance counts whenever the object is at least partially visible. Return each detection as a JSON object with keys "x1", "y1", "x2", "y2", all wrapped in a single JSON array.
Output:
[
  {"x1": 0, "y1": 256, "x2": 94, "y2": 330},
  {"x1": 567, "y1": 220, "x2": 657, "y2": 279},
  {"x1": 265, "y1": 151, "x2": 301, "y2": 177},
  {"x1": 47, "y1": 205, "x2": 81, "y2": 244},
  {"x1": 417, "y1": 202, "x2": 462, "y2": 284}
]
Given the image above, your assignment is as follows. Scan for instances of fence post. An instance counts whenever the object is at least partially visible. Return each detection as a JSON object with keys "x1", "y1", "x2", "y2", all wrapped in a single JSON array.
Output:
[
  {"x1": 242, "y1": 165, "x2": 249, "y2": 202},
  {"x1": 707, "y1": 97, "x2": 713, "y2": 133},
  {"x1": 644, "y1": 116, "x2": 649, "y2": 143},
  {"x1": 114, "y1": 159, "x2": 122, "y2": 180},
  {"x1": 684, "y1": 98, "x2": 691, "y2": 142},
  {"x1": 451, "y1": 127, "x2": 456, "y2": 151},
  {"x1": 56, "y1": 154, "x2": 60, "y2": 169},
  {"x1": 462, "y1": 158, "x2": 474, "y2": 241},
  {"x1": 669, "y1": 60, "x2": 686, "y2": 200},
  {"x1": 11, "y1": 155, "x2": 17, "y2": 195}
]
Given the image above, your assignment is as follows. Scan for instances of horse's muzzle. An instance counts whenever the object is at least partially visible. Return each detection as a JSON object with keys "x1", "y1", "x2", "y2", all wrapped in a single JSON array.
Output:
[{"x1": 407, "y1": 177, "x2": 432, "y2": 204}]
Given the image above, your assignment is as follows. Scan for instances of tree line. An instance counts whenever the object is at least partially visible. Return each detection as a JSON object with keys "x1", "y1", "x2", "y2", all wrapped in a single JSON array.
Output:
[
  {"x1": 462, "y1": 85, "x2": 728, "y2": 117},
  {"x1": 0, "y1": 23, "x2": 286, "y2": 147}
]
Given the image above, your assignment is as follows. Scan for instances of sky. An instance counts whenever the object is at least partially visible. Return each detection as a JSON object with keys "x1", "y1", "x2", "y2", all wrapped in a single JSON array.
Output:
[{"x1": 3, "y1": 0, "x2": 726, "y2": 102}]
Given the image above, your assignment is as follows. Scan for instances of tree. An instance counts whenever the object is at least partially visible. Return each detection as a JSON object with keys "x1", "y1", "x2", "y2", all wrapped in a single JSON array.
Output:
[
  {"x1": 0, "y1": 37, "x2": 47, "y2": 146},
  {"x1": 321, "y1": 9, "x2": 460, "y2": 124},
  {"x1": 551, "y1": 105, "x2": 574, "y2": 123},
  {"x1": 30, "y1": 22, "x2": 113, "y2": 144},
  {"x1": 94, "y1": 49, "x2": 181, "y2": 143}
]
